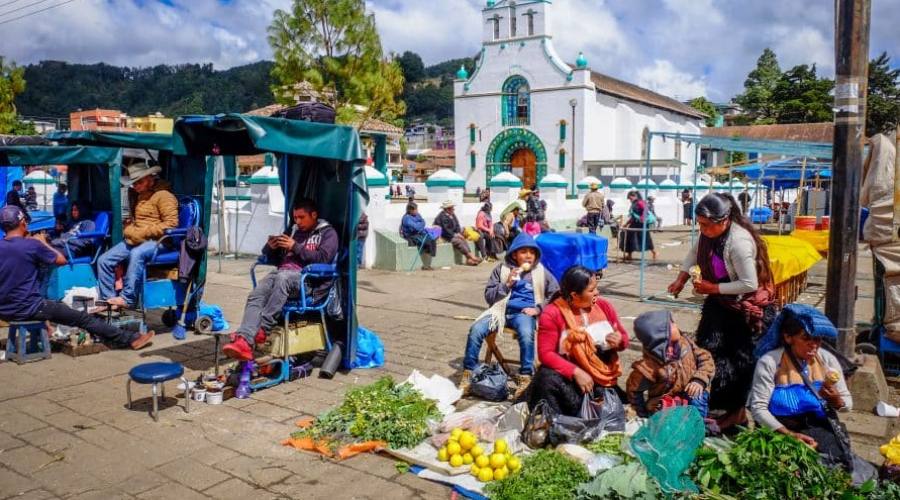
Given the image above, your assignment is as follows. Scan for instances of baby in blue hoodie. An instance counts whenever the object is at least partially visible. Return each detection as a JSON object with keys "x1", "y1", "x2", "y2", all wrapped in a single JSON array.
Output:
[{"x1": 459, "y1": 233, "x2": 559, "y2": 399}]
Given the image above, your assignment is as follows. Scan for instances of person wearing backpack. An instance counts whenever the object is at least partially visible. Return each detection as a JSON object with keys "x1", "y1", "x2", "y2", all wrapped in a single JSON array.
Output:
[{"x1": 619, "y1": 190, "x2": 656, "y2": 262}]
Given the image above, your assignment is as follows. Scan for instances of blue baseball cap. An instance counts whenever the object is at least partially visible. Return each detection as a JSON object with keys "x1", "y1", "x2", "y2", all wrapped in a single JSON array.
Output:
[{"x1": 0, "y1": 205, "x2": 26, "y2": 230}]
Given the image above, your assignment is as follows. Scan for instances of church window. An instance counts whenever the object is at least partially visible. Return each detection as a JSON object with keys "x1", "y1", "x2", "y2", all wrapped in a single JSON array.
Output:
[
  {"x1": 674, "y1": 137, "x2": 682, "y2": 161},
  {"x1": 559, "y1": 150, "x2": 566, "y2": 169},
  {"x1": 470, "y1": 152, "x2": 477, "y2": 169},
  {"x1": 492, "y1": 16, "x2": 500, "y2": 40},
  {"x1": 559, "y1": 120, "x2": 567, "y2": 141},
  {"x1": 640, "y1": 127, "x2": 650, "y2": 160},
  {"x1": 526, "y1": 10, "x2": 534, "y2": 36},
  {"x1": 502, "y1": 76, "x2": 530, "y2": 126},
  {"x1": 510, "y1": 10, "x2": 517, "y2": 37}
]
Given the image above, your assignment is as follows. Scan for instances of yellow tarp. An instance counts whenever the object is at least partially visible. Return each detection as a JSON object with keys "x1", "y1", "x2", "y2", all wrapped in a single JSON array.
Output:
[
  {"x1": 762, "y1": 235, "x2": 823, "y2": 285},
  {"x1": 790, "y1": 229, "x2": 830, "y2": 254}
]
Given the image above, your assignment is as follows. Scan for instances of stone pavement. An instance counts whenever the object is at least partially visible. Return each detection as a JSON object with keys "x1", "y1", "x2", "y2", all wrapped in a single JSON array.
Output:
[{"x1": 0, "y1": 229, "x2": 888, "y2": 499}]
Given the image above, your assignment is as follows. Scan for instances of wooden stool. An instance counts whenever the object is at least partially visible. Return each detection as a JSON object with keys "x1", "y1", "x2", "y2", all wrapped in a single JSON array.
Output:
[
  {"x1": 5, "y1": 322, "x2": 52, "y2": 365},
  {"x1": 485, "y1": 327, "x2": 523, "y2": 376}
]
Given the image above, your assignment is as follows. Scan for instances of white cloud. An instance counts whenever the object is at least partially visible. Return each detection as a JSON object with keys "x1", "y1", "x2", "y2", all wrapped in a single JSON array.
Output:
[
  {"x1": 635, "y1": 60, "x2": 707, "y2": 100},
  {"x1": 367, "y1": 0, "x2": 482, "y2": 63}
]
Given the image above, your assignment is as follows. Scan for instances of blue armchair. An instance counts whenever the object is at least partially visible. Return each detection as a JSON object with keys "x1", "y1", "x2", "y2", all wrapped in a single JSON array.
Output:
[{"x1": 45, "y1": 211, "x2": 111, "y2": 300}]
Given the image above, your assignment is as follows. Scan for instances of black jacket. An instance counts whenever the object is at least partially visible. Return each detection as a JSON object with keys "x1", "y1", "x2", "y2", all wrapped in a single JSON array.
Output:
[{"x1": 434, "y1": 210, "x2": 462, "y2": 241}]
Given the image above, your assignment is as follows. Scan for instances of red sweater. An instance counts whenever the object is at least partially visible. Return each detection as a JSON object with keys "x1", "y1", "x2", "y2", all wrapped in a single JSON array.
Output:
[{"x1": 537, "y1": 297, "x2": 630, "y2": 380}]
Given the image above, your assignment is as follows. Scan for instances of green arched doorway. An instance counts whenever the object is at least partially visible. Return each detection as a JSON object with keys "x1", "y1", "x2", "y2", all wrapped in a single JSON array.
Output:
[{"x1": 485, "y1": 128, "x2": 547, "y2": 189}]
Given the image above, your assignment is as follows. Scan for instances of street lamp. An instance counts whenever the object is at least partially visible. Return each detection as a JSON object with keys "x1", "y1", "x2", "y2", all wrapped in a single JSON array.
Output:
[{"x1": 569, "y1": 98, "x2": 577, "y2": 196}]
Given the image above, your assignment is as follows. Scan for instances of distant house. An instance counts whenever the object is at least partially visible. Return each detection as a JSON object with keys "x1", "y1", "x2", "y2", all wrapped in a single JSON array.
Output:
[
  {"x1": 129, "y1": 112, "x2": 173, "y2": 134},
  {"x1": 70, "y1": 109, "x2": 132, "y2": 132}
]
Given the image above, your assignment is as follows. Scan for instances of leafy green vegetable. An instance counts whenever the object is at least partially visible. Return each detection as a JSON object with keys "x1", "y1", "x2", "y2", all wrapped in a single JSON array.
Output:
[
  {"x1": 485, "y1": 449, "x2": 590, "y2": 500},
  {"x1": 584, "y1": 433, "x2": 633, "y2": 463},
  {"x1": 291, "y1": 376, "x2": 440, "y2": 450},
  {"x1": 689, "y1": 427, "x2": 854, "y2": 499},
  {"x1": 575, "y1": 462, "x2": 661, "y2": 500}
]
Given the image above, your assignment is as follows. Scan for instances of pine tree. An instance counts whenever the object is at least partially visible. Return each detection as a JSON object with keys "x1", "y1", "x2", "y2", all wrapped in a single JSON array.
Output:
[
  {"x1": 735, "y1": 48, "x2": 782, "y2": 124},
  {"x1": 688, "y1": 97, "x2": 719, "y2": 127},
  {"x1": 267, "y1": 0, "x2": 405, "y2": 125},
  {"x1": 866, "y1": 52, "x2": 900, "y2": 136},
  {"x1": 771, "y1": 64, "x2": 834, "y2": 123}
]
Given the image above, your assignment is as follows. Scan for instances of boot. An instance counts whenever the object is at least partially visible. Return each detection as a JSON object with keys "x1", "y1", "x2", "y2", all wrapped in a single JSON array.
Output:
[
  {"x1": 514, "y1": 374, "x2": 532, "y2": 401},
  {"x1": 458, "y1": 369, "x2": 473, "y2": 396}
]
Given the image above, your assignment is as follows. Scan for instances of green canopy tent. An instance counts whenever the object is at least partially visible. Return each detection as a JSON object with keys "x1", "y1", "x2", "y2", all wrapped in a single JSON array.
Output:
[{"x1": 173, "y1": 113, "x2": 368, "y2": 369}]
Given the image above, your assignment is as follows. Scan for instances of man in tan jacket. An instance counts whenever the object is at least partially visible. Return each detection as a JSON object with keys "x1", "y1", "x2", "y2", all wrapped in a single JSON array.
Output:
[
  {"x1": 582, "y1": 183, "x2": 605, "y2": 235},
  {"x1": 98, "y1": 163, "x2": 179, "y2": 307}
]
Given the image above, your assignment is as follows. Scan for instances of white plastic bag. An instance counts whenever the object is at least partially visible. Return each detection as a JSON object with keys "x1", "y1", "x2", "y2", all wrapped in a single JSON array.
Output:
[{"x1": 404, "y1": 370, "x2": 462, "y2": 416}]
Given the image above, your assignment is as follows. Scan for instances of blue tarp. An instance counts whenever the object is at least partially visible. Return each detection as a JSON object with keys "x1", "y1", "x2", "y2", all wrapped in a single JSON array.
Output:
[
  {"x1": 535, "y1": 232, "x2": 608, "y2": 281},
  {"x1": 733, "y1": 158, "x2": 831, "y2": 189},
  {"x1": 0, "y1": 166, "x2": 23, "y2": 195}
]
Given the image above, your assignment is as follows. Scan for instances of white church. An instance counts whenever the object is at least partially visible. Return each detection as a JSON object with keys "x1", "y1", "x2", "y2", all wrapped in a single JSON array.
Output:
[{"x1": 453, "y1": 0, "x2": 706, "y2": 193}]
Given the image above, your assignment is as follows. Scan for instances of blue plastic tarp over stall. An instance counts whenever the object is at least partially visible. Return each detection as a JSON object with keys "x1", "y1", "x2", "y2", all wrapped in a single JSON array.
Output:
[
  {"x1": 733, "y1": 158, "x2": 831, "y2": 189},
  {"x1": 535, "y1": 232, "x2": 608, "y2": 281}
]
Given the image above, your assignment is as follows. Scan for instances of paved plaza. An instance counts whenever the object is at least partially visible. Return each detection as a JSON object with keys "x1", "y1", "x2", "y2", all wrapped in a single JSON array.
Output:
[{"x1": 0, "y1": 229, "x2": 891, "y2": 499}]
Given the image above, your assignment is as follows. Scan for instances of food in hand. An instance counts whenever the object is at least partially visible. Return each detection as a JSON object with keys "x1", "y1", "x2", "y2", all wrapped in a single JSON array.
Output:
[
  {"x1": 689, "y1": 265, "x2": 702, "y2": 283},
  {"x1": 824, "y1": 370, "x2": 840, "y2": 386},
  {"x1": 520, "y1": 262, "x2": 532, "y2": 273}
]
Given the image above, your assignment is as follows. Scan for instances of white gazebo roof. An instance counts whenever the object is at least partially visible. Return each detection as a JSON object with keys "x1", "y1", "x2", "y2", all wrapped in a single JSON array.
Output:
[
  {"x1": 576, "y1": 175, "x2": 602, "y2": 188},
  {"x1": 609, "y1": 177, "x2": 633, "y2": 188}
]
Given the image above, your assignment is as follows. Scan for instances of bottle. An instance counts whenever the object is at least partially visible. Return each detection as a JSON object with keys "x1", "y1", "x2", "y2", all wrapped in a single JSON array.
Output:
[{"x1": 235, "y1": 361, "x2": 253, "y2": 399}]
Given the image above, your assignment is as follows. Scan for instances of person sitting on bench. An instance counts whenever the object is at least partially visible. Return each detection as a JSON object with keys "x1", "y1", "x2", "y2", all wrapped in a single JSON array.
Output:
[
  {"x1": 0, "y1": 206, "x2": 154, "y2": 349},
  {"x1": 222, "y1": 198, "x2": 339, "y2": 361},
  {"x1": 50, "y1": 201, "x2": 97, "y2": 258}
]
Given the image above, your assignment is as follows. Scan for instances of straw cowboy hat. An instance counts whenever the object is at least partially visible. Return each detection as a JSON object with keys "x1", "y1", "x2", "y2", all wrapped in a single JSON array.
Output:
[
  {"x1": 441, "y1": 200, "x2": 456, "y2": 209},
  {"x1": 121, "y1": 162, "x2": 162, "y2": 187}
]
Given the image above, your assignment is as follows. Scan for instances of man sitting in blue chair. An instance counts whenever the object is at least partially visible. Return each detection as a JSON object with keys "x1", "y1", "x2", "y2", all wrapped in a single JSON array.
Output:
[
  {"x1": 97, "y1": 163, "x2": 178, "y2": 308},
  {"x1": 223, "y1": 198, "x2": 339, "y2": 361},
  {"x1": 0, "y1": 206, "x2": 154, "y2": 349}
]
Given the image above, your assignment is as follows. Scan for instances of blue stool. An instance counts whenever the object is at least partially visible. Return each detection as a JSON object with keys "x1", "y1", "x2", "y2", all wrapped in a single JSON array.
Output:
[
  {"x1": 127, "y1": 362, "x2": 190, "y2": 421},
  {"x1": 5, "y1": 322, "x2": 52, "y2": 365}
]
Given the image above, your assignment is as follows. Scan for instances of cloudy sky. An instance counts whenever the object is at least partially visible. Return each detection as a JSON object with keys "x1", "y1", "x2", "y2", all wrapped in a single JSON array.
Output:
[{"x1": 2, "y1": 0, "x2": 899, "y2": 102}]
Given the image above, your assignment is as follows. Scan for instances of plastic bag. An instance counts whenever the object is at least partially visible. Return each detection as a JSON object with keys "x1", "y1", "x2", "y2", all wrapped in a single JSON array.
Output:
[
  {"x1": 440, "y1": 402, "x2": 506, "y2": 439},
  {"x1": 629, "y1": 406, "x2": 705, "y2": 494},
  {"x1": 197, "y1": 302, "x2": 229, "y2": 332},
  {"x1": 550, "y1": 390, "x2": 625, "y2": 445},
  {"x1": 351, "y1": 327, "x2": 385, "y2": 369},
  {"x1": 522, "y1": 399, "x2": 553, "y2": 449},
  {"x1": 463, "y1": 226, "x2": 481, "y2": 242},
  {"x1": 405, "y1": 370, "x2": 461, "y2": 416},
  {"x1": 469, "y1": 363, "x2": 508, "y2": 402}
]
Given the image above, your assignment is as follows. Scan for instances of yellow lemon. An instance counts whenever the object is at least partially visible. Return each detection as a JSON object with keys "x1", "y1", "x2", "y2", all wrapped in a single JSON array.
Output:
[
  {"x1": 463, "y1": 453, "x2": 474, "y2": 465},
  {"x1": 478, "y1": 467, "x2": 494, "y2": 482},
  {"x1": 437, "y1": 447, "x2": 449, "y2": 462},
  {"x1": 494, "y1": 439, "x2": 508, "y2": 454},
  {"x1": 507, "y1": 456, "x2": 521, "y2": 471},
  {"x1": 489, "y1": 453, "x2": 507, "y2": 469},
  {"x1": 470, "y1": 464, "x2": 481, "y2": 477},
  {"x1": 459, "y1": 432, "x2": 477, "y2": 451},
  {"x1": 475, "y1": 455, "x2": 490, "y2": 468},
  {"x1": 470, "y1": 445, "x2": 484, "y2": 458},
  {"x1": 447, "y1": 441, "x2": 462, "y2": 457},
  {"x1": 451, "y1": 428, "x2": 464, "y2": 440},
  {"x1": 450, "y1": 454, "x2": 464, "y2": 468},
  {"x1": 493, "y1": 466, "x2": 508, "y2": 481}
]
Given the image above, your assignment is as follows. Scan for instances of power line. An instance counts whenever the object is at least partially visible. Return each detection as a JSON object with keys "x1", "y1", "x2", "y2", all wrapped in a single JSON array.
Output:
[
  {"x1": 0, "y1": 0, "x2": 53, "y2": 18},
  {"x1": 0, "y1": 0, "x2": 24, "y2": 9},
  {"x1": 0, "y1": 0, "x2": 75, "y2": 25}
]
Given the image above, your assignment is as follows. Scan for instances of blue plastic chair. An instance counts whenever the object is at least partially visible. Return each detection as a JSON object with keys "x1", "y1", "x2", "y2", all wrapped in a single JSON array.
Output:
[
  {"x1": 46, "y1": 211, "x2": 111, "y2": 300},
  {"x1": 248, "y1": 251, "x2": 341, "y2": 390},
  {"x1": 139, "y1": 197, "x2": 201, "y2": 322}
]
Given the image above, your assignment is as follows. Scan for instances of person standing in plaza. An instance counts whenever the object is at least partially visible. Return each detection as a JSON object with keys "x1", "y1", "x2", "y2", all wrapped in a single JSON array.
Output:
[
  {"x1": 582, "y1": 183, "x2": 605, "y2": 235},
  {"x1": 356, "y1": 212, "x2": 369, "y2": 268},
  {"x1": 667, "y1": 193, "x2": 775, "y2": 430},
  {"x1": 681, "y1": 189, "x2": 693, "y2": 225},
  {"x1": 53, "y1": 183, "x2": 68, "y2": 218},
  {"x1": 619, "y1": 190, "x2": 656, "y2": 261},
  {"x1": 738, "y1": 188, "x2": 752, "y2": 215}
]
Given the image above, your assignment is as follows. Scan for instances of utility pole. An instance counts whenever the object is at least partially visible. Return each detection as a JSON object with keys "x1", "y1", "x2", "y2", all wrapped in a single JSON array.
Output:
[{"x1": 826, "y1": 0, "x2": 871, "y2": 358}]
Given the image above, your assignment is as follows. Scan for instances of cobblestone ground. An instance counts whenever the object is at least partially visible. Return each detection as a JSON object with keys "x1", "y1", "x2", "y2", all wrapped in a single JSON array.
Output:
[{"x1": 0, "y1": 229, "x2": 884, "y2": 499}]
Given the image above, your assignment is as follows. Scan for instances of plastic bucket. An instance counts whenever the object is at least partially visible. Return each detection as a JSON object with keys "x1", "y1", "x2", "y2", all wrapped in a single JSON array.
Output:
[
  {"x1": 795, "y1": 216, "x2": 817, "y2": 231},
  {"x1": 819, "y1": 216, "x2": 830, "y2": 230}
]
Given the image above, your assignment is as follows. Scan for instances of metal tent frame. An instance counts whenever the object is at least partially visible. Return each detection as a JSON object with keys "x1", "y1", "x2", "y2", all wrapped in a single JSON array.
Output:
[{"x1": 636, "y1": 131, "x2": 833, "y2": 308}]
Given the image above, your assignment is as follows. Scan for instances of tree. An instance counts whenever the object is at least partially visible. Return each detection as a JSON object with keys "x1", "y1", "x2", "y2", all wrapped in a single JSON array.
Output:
[
  {"x1": 689, "y1": 97, "x2": 719, "y2": 127},
  {"x1": 397, "y1": 51, "x2": 425, "y2": 84},
  {"x1": 770, "y1": 64, "x2": 834, "y2": 123},
  {"x1": 735, "y1": 48, "x2": 781, "y2": 124},
  {"x1": 866, "y1": 52, "x2": 900, "y2": 136},
  {"x1": 0, "y1": 57, "x2": 35, "y2": 135},
  {"x1": 267, "y1": 0, "x2": 405, "y2": 125}
]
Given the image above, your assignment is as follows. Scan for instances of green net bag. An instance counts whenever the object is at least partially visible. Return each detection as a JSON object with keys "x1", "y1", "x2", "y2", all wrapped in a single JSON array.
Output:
[{"x1": 628, "y1": 406, "x2": 705, "y2": 494}]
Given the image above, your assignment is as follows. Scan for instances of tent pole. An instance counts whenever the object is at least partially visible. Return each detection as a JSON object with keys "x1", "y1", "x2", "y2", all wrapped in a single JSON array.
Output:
[
  {"x1": 795, "y1": 157, "x2": 808, "y2": 218},
  {"x1": 216, "y1": 177, "x2": 225, "y2": 273},
  {"x1": 638, "y1": 133, "x2": 652, "y2": 302}
]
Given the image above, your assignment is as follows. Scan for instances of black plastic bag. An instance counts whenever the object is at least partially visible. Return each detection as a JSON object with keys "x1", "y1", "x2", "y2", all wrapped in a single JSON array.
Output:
[
  {"x1": 549, "y1": 389, "x2": 626, "y2": 445},
  {"x1": 469, "y1": 363, "x2": 509, "y2": 402},
  {"x1": 522, "y1": 399, "x2": 553, "y2": 449}
]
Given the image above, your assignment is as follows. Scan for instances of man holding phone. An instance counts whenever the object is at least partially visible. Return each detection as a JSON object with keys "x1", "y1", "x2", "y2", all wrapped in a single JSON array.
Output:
[{"x1": 223, "y1": 198, "x2": 339, "y2": 361}]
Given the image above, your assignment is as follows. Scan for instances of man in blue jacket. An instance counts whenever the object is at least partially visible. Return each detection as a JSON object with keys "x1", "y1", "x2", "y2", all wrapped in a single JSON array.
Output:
[{"x1": 399, "y1": 202, "x2": 436, "y2": 270}]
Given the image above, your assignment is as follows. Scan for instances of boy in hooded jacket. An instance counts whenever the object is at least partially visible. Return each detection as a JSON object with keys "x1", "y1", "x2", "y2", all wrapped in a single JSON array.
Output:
[
  {"x1": 626, "y1": 310, "x2": 715, "y2": 417},
  {"x1": 459, "y1": 233, "x2": 559, "y2": 399}
]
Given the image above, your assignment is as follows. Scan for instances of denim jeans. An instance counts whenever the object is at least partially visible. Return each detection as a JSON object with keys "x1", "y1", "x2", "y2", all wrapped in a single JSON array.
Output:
[
  {"x1": 236, "y1": 269, "x2": 302, "y2": 346},
  {"x1": 97, "y1": 240, "x2": 158, "y2": 305},
  {"x1": 463, "y1": 312, "x2": 536, "y2": 375},
  {"x1": 30, "y1": 300, "x2": 135, "y2": 347},
  {"x1": 586, "y1": 212, "x2": 603, "y2": 234},
  {"x1": 356, "y1": 240, "x2": 365, "y2": 268}
]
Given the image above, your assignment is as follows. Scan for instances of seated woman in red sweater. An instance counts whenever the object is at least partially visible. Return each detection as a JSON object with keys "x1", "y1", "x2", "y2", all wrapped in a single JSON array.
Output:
[{"x1": 526, "y1": 265, "x2": 630, "y2": 417}]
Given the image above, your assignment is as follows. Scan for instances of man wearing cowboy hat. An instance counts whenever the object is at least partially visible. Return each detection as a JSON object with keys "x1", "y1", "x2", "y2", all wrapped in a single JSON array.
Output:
[
  {"x1": 434, "y1": 200, "x2": 481, "y2": 266},
  {"x1": 582, "y1": 182, "x2": 605, "y2": 235},
  {"x1": 97, "y1": 162, "x2": 178, "y2": 307}
]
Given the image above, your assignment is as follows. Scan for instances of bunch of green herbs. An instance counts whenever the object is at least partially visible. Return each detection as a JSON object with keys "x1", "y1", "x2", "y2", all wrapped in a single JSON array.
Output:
[
  {"x1": 690, "y1": 427, "x2": 855, "y2": 499},
  {"x1": 291, "y1": 376, "x2": 440, "y2": 450},
  {"x1": 485, "y1": 449, "x2": 590, "y2": 500},
  {"x1": 584, "y1": 433, "x2": 633, "y2": 463}
]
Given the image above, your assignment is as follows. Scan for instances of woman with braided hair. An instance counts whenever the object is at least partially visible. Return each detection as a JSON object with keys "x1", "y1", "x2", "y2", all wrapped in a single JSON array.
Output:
[{"x1": 667, "y1": 193, "x2": 776, "y2": 431}]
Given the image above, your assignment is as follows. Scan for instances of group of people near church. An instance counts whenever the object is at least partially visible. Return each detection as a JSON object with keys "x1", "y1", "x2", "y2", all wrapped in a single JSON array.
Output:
[{"x1": 455, "y1": 191, "x2": 866, "y2": 478}]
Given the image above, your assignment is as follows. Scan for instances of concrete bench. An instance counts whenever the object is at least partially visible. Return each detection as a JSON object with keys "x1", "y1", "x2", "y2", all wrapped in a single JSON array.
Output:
[{"x1": 373, "y1": 229, "x2": 478, "y2": 271}]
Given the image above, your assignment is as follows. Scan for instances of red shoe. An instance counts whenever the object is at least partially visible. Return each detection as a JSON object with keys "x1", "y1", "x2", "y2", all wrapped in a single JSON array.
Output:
[
  {"x1": 223, "y1": 335, "x2": 253, "y2": 361},
  {"x1": 254, "y1": 328, "x2": 267, "y2": 345}
]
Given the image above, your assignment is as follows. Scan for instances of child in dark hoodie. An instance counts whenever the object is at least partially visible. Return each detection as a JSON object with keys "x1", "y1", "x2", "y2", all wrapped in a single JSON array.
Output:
[
  {"x1": 459, "y1": 233, "x2": 559, "y2": 399},
  {"x1": 626, "y1": 310, "x2": 715, "y2": 417}
]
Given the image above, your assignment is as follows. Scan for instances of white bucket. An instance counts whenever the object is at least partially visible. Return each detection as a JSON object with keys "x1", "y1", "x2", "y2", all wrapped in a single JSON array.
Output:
[
  {"x1": 206, "y1": 388, "x2": 223, "y2": 405},
  {"x1": 191, "y1": 387, "x2": 207, "y2": 402}
]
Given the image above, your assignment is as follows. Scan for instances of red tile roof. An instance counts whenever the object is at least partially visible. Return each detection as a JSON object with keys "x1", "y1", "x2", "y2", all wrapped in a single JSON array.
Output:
[{"x1": 702, "y1": 123, "x2": 833, "y2": 143}]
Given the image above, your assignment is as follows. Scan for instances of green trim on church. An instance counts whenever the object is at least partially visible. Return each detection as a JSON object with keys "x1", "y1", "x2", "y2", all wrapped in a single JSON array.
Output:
[{"x1": 484, "y1": 128, "x2": 548, "y2": 185}]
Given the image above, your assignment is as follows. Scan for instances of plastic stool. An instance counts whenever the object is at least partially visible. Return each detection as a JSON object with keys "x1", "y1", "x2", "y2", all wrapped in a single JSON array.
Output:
[
  {"x1": 6, "y1": 322, "x2": 52, "y2": 365},
  {"x1": 126, "y1": 362, "x2": 190, "y2": 421}
]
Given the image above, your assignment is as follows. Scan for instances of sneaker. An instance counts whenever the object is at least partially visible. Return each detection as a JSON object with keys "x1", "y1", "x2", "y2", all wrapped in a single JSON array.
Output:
[
  {"x1": 254, "y1": 328, "x2": 267, "y2": 345},
  {"x1": 421, "y1": 265, "x2": 434, "y2": 271},
  {"x1": 514, "y1": 374, "x2": 532, "y2": 401},
  {"x1": 223, "y1": 335, "x2": 254, "y2": 361},
  {"x1": 130, "y1": 330, "x2": 155, "y2": 350},
  {"x1": 458, "y1": 369, "x2": 473, "y2": 396}
]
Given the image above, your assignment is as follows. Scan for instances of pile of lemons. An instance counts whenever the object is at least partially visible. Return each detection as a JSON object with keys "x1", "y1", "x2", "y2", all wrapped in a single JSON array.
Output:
[
  {"x1": 880, "y1": 434, "x2": 900, "y2": 465},
  {"x1": 437, "y1": 428, "x2": 521, "y2": 482}
]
